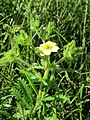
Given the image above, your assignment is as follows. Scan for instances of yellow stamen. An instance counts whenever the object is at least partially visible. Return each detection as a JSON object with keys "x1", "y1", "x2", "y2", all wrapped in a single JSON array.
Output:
[{"x1": 43, "y1": 44, "x2": 52, "y2": 50}]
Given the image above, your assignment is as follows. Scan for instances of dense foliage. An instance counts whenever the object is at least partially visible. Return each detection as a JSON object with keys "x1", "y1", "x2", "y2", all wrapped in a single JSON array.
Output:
[{"x1": 0, "y1": 0, "x2": 90, "y2": 120}]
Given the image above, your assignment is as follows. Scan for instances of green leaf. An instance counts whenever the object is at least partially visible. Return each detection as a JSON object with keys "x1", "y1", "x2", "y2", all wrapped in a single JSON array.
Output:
[
  {"x1": 35, "y1": 20, "x2": 40, "y2": 28},
  {"x1": 26, "y1": 75, "x2": 38, "y2": 95},
  {"x1": 0, "y1": 47, "x2": 19, "y2": 66},
  {"x1": 11, "y1": 88, "x2": 30, "y2": 109},
  {"x1": 52, "y1": 107, "x2": 57, "y2": 120},
  {"x1": 19, "y1": 78, "x2": 33, "y2": 103},
  {"x1": 63, "y1": 40, "x2": 77, "y2": 61},
  {"x1": 42, "y1": 96, "x2": 54, "y2": 101},
  {"x1": 45, "y1": 22, "x2": 54, "y2": 39},
  {"x1": 3, "y1": 104, "x2": 11, "y2": 107},
  {"x1": 15, "y1": 30, "x2": 30, "y2": 45},
  {"x1": 17, "y1": 68, "x2": 38, "y2": 95}
]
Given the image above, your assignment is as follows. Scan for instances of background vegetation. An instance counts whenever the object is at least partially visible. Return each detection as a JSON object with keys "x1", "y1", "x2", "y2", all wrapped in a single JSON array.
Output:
[{"x1": 0, "y1": 0, "x2": 90, "y2": 120}]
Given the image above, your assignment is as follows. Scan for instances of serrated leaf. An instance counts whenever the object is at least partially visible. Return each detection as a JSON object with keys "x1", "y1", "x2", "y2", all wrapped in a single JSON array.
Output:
[
  {"x1": 11, "y1": 88, "x2": 30, "y2": 109},
  {"x1": 19, "y1": 78, "x2": 33, "y2": 103}
]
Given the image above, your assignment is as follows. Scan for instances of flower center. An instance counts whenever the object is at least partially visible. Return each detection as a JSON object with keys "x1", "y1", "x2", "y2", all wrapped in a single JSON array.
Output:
[{"x1": 43, "y1": 44, "x2": 52, "y2": 50}]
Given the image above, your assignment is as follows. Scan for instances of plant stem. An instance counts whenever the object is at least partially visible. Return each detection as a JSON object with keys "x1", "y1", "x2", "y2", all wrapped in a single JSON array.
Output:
[
  {"x1": 17, "y1": 56, "x2": 50, "y2": 118},
  {"x1": 17, "y1": 57, "x2": 31, "y2": 67},
  {"x1": 56, "y1": 57, "x2": 65, "y2": 65},
  {"x1": 32, "y1": 83, "x2": 43, "y2": 118},
  {"x1": 32, "y1": 56, "x2": 50, "y2": 118}
]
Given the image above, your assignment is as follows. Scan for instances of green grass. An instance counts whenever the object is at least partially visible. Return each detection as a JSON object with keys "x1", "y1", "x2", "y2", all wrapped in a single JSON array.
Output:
[{"x1": 0, "y1": 0, "x2": 90, "y2": 120}]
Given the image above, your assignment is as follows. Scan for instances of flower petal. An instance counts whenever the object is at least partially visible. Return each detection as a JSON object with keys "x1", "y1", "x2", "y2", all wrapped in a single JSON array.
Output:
[
  {"x1": 43, "y1": 50, "x2": 51, "y2": 55},
  {"x1": 52, "y1": 46, "x2": 59, "y2": 52}
]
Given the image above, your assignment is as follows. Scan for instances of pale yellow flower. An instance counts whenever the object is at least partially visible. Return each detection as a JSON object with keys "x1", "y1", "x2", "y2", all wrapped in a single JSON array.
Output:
[{"x1": 38, "y1": 41, "x2": 59, "y2": 55}]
